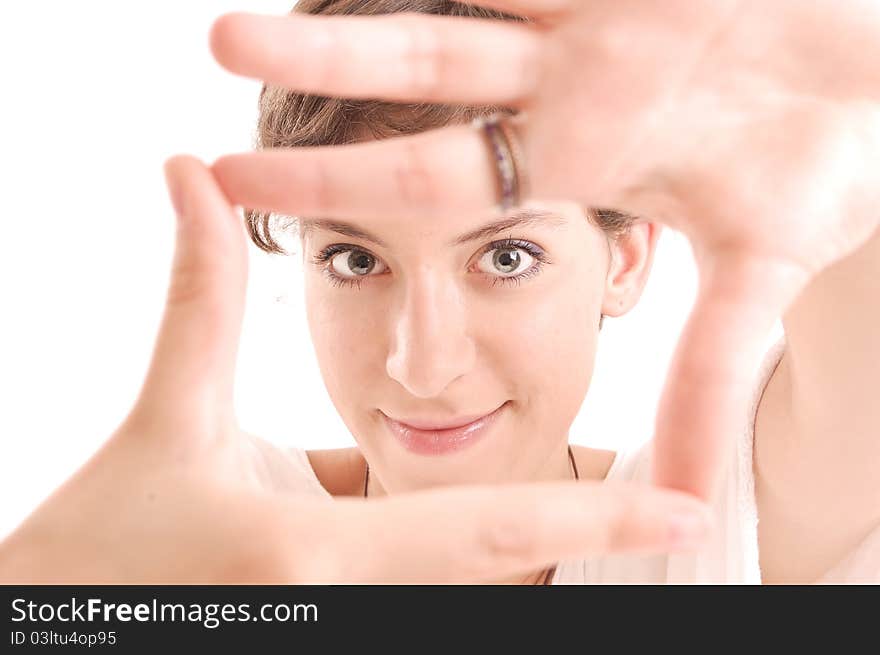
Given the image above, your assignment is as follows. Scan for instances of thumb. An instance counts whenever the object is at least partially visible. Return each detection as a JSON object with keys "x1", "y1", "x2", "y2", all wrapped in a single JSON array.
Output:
[
  {"x1": 651, "y1": 250, "x2": 809, "y2": 500},
  {"x1": 133, "y1": 155, "x2": 248, "y2": 429}
]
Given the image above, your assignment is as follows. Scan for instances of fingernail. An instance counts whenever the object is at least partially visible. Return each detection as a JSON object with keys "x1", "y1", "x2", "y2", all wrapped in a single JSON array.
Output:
[{"x1": 668, "y1": 511, "x2": 712, "y2": 550}]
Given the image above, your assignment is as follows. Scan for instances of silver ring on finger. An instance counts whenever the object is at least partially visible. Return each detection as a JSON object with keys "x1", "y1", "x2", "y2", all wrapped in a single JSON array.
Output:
[{"x1": 473, "y1": 112, "x2": 530, "y2": 212}]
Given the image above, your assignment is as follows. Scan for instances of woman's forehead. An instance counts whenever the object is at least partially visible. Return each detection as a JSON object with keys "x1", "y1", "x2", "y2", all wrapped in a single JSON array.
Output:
[{"x1": 299, "y1": 202, "x2": 588, "y2": 248}]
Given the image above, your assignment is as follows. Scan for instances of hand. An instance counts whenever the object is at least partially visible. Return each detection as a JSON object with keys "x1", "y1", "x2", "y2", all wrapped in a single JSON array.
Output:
[
  {"x1": 0, "y1": 156, "x2": 713, "y2": 584},
  {"x1": 207, "y1": 1, "x2": 880, "y2": 500}
]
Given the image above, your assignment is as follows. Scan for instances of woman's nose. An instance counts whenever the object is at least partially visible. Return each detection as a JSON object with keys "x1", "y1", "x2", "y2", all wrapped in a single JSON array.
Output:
[{"x1": 385, "y1": 274, "x2": 476, "y2": 399}]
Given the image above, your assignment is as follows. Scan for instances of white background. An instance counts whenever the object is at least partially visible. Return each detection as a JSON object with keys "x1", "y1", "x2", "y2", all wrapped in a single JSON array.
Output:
[{"x1": 0, "y1": 1, "x2": 782, "y2": 539}]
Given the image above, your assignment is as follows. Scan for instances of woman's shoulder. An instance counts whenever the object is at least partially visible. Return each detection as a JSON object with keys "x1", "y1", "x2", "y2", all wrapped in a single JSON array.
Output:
[
  {"x1": 570, "y1": 445, "x2": 620, "y2": 482},
  {"x1": 588, "y1": 440, "x2": 654, "y2": 483},
  {"x1": 303, "y1": 447, "x2": 366, "y2": 497}
]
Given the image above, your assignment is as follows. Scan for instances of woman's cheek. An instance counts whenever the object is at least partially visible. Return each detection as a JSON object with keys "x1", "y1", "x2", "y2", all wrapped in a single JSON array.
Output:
[
  {"x1": 304, "y1": 278, "x2": 384, "y2": 403},
  {"x1": 518, "y1": 276, "x2": 601, "y2": 406}
]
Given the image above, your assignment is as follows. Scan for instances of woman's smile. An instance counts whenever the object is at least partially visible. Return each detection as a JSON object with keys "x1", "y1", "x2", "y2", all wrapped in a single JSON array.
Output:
[{"x1": 380, "y1": 401, "x2": 510, "y2": 456}]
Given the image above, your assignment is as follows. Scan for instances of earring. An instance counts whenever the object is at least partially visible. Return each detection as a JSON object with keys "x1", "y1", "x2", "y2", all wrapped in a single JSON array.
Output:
[{"x1": 599, "y1": 314, "x2": 606, "y2": 331}]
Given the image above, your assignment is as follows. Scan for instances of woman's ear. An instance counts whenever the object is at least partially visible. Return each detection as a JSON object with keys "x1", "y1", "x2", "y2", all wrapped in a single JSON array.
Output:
[{"x1": 601, "y1": 221, "x2": 662, "y2": 318}]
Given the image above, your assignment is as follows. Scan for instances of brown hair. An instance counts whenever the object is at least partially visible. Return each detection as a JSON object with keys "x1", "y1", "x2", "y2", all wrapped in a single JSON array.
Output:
[{"x1": 244, "y1": 0, "x2": 634, "y2": 254}]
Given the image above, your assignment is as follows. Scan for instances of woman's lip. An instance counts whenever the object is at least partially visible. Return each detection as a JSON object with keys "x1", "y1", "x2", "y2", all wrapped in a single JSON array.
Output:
[
  {"x1": 385, "y1": 409, "x2": 499, "y2": 431},
  {"x1": 381, "y1": 402, "x2": 508, "y2": 456}
]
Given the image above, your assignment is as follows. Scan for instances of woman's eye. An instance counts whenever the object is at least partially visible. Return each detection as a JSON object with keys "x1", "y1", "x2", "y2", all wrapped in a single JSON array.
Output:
[
  {"x1": 476, "y1": 246, "x2": 535, "y2": 277},
  {"x1": 329, "y1": 249, "x2": 387, "y2": 278}
]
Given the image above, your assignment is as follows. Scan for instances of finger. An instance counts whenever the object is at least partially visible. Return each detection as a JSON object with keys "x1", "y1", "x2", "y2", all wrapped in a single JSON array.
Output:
[
  {"x1": 293, "y1": 480, "x2": 714, "y2": 584},
  {"x1": 651, "y1": 251, "x2": 810, "y2": 500},
  {"x1": 134, "y1": 156, "x2": 248, "y2": 426},
  {"x1": 212, "y1": 125, "x2": 502, "y2": 222},
  {"x1": 209, "y1": 12, "x2": 543, "y2": 105}
]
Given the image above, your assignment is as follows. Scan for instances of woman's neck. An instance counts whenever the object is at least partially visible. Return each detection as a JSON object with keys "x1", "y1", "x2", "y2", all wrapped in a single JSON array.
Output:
[
  {"x1": 364, "y1": 442, "x2": 575, "y2": 497},
  {"x1": 364, "y1": 442, "x2": 575, "y2": 585}
]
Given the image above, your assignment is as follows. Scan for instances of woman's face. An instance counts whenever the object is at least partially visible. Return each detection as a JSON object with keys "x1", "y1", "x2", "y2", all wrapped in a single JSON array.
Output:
[{"x1": 302, "y1": 200, "x2": 614, "y2": 492}]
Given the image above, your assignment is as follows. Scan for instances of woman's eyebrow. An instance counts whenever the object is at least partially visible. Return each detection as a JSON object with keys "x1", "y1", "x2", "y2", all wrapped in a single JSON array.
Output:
[
  {"x1": 299, "y1": 218, "x2": 387, "y2": 247},
  {"x1": 299, "y1": 209, "x2": 565, "y2": 248},
  {"x1": 450, "y1": 209, "x2": 566, "y2": 246}
]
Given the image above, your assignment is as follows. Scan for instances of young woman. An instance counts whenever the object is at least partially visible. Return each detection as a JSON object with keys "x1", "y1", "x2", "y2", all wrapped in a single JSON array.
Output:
[
  {"x1": 209, "y1": 0, "x2": 880, "y2": 583},
  {"x1": 1, "y1": 0, "x2": 877, "y2": 584}
]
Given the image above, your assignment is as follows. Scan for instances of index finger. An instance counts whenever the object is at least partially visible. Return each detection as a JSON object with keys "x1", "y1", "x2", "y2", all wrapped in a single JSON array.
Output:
[
  {"x1": 291, "y1": 480, "x2": 714, "y2": 584},
  {"x1": 211, "y1": 126, "x2": 503, "y2": 223}
]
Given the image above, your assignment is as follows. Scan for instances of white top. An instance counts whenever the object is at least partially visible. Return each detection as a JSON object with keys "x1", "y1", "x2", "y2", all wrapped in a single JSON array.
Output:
[{"x1": 285, "y1": 338, "x2": 879, "y2": 583}]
